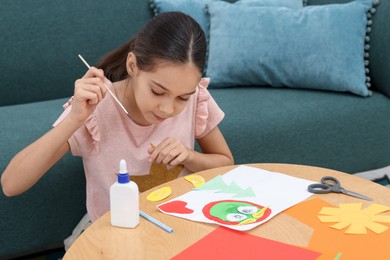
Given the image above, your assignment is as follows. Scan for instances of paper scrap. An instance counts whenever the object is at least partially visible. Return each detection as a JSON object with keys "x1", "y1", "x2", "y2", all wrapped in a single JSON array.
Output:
[
  {"x1": 184, "y1": 174, "x2": 205, "y2": 188},
  {"x1": 146, "y1": 186, "x2": 172, "y2": 201}
]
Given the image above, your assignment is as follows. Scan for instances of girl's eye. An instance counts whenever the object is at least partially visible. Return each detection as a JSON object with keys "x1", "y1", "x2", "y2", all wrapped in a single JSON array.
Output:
[
  {"x1": 151, "y1": 89, "x2": 164, "y2": 96},
  {"x1": 178, "y1": 96, "x2": 190, "y2": 101}
]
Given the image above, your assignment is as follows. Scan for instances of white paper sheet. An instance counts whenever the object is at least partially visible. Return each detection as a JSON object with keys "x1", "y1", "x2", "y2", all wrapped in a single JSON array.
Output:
[{"x1": 157, "y1": 165, "x2": 316, "y2": 231}]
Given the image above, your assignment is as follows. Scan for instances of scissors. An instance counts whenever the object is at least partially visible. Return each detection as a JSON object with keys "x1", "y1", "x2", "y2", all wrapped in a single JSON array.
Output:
[{"x1": 308, "y1": 176, "x2": 372, "y2": 201}]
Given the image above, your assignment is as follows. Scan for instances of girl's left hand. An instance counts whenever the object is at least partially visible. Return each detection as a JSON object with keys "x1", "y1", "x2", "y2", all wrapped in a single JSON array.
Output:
[{"x1": 148, "y1": 138, "x2": 193, "y2": 166}]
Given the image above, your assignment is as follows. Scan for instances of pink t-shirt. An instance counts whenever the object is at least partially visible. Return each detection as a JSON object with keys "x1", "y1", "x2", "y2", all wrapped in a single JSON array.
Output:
[{"x1": 53, "y1": 78, "x2": 224, "y2": 221}]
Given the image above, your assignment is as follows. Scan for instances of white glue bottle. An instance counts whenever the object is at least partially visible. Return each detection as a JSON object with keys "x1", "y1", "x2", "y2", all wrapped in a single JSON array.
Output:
[{"x1": 110, "y1": 159, "x2": 139, "y2": 228}]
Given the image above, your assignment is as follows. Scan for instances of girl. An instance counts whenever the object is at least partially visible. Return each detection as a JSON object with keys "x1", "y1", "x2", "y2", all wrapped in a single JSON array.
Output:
[{"x1": 1, "y1": 12, "x2": 233, "y2": 224}]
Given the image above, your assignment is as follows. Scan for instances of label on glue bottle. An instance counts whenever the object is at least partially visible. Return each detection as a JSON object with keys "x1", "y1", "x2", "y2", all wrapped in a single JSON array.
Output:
[{"x1": 110, "y1": 159, "x2": 139, "y2": 228}]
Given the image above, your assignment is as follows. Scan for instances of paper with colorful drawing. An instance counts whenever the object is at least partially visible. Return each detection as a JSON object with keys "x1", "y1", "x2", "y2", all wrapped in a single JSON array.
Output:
[{"x1": 157, "y1": 165, "x2": 316, "y2": 231}]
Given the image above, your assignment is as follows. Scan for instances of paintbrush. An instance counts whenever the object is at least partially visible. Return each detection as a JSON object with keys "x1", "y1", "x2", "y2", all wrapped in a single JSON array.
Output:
[{"x1": 78, "y1": 54, "x2": 130, "y2": 117}]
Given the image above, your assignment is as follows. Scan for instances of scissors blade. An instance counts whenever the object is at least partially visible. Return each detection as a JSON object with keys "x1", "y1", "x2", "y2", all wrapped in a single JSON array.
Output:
[{"x1": 341, "y1": 189, "x2": 373, "y2": 201}]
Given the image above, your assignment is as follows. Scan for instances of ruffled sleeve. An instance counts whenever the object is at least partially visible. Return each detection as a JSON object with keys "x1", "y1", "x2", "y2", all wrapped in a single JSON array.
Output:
[
  {"x1": 52, "y1": 96, "x2": 73, "y2": 127},
  {"x1": 195, "y1": 78, "x2": 225, "y2": 139},
  {"x1": 82, "y1": 114, "x2": 100, "y2": 155},
  {"x1": 52, "y1": 96, "x2": 100, "y2": 156}
]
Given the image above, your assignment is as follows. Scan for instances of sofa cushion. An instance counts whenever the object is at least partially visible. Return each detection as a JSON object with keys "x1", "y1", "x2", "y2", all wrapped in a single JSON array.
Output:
[
  {"x1": 206, "y1": 0, "x2": 376, "y2": 97},
  {"x1": 211, "y1": 87, "x2": 390, "y2": 173},
  {"x1": 149, "y1": 0, "x2": 303, "y2": 38},
  {"x1": 149, "y1": 0, "x2": 303, "y2": 74},
  {"x1": 0, "y1": 98, "x2": 86, "y2": 258},
  {"x1": 308, "y1": 0, "x2": 390, "y2": 98},
  {"x1": 150, "y1": 0, "x2": 304, "y2": 36},
  {"x1": 150, "y1": 0, "x2": 219, "y2": 43}
]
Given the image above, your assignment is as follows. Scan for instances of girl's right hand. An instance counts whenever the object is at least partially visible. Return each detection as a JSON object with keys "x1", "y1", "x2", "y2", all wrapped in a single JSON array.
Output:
[{"x1": 69, "y1": 67, "x2": 107, "y2": 124}]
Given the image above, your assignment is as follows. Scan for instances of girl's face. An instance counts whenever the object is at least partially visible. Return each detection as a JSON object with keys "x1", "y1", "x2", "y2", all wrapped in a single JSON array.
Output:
[{"x1": 128, "y1": 56, "x2": 201, "y2": 126}]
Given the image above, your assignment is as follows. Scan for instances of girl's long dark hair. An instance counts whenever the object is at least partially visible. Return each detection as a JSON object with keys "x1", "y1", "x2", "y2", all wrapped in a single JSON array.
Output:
[{"x1": 98, "y1": 12, "x2": 207, "y2": 82}]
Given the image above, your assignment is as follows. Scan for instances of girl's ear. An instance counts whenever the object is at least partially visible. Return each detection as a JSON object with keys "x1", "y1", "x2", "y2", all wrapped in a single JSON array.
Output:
[{"x1": 126, "y1": 52, "x2": 138, "y2": 76}]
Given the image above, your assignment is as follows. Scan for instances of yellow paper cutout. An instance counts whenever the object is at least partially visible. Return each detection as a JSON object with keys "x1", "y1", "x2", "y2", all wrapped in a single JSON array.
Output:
[
  {"x1": 345, "y1": 223, "x2": 366, "y2": 234},
  {"x1": 253, "y1": 206, "x2": 268, "y2": 219},
  {"x1": 238, "y1": 218, "x2": 257, "y2": 226},
  {"x1": 363, "y1": 204, "x2": 390, "y2": 215},
  {"x1": 364, "y1": 221, "x2": 389, "y2": 234},
  {"x1": 318, "y1": 203, "x2": 390, "y2": 234},
  {"x1": 373, "y1": 215, "x2": 390, "y2": 223},
  {"x1": 330, "y1": 221, "x2": 351, "y2": 230},
  {"x1": 184, "y1": 174, "x2": 205, "y2": 188},
  {"x1": 147, "y1": 186, "x2": 172, "y2": 202}
]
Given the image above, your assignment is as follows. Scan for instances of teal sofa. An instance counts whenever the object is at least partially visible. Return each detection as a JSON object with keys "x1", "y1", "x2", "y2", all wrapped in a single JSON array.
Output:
[{"x1": 1, "y1": 0, "x2": 389, "y2": 258}]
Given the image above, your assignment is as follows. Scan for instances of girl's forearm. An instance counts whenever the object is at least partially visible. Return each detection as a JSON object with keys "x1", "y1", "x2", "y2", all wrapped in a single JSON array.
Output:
[
  {"x1": 1, "y1": 115, "x2": 83, "y2": 196},
  {"x1": 183, "y1": 150, "x2": 234, "y2": 173}
]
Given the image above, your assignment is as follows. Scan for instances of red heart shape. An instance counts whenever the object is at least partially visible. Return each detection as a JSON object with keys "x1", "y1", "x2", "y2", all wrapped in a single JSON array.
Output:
[{"x1": 158, "y1": 200, "x2": 194, "y2": 214}]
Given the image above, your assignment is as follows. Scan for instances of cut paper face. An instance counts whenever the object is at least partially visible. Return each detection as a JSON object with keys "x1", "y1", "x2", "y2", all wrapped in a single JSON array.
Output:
[
  {"x1": 158, "y1": 165, "x2": 315, "y2": 231},
  {"x1": 202, "y1": 200, "x2": 271, "y2": 226}
]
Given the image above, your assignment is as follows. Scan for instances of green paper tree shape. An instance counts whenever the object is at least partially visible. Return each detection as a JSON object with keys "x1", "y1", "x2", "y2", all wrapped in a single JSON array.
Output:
[{"x1": 195, "y1": 175, "x2": 256, "y2": 198}]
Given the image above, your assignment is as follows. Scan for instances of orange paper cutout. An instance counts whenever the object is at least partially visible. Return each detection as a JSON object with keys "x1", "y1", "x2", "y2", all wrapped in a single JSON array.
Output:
[{"x1": 284, "y1": 198, "x2": 390, "y2": 259}]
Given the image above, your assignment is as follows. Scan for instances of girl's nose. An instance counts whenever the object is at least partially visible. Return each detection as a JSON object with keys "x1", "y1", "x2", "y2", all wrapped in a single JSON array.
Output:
[{"x1": 158, "y1": 99, "x2": 174, "y2": 116}]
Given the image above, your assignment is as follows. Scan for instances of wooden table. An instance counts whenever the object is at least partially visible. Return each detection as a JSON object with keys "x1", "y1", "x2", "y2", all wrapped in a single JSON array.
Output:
[{"x1": 63, "y1": 164, "x2": 390, "y2": 259}]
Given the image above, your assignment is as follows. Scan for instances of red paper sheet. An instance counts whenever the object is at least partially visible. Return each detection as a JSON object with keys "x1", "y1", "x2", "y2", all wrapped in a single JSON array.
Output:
[{"x1": 172, "y1": 226, "x2": 321, "y2": 260}]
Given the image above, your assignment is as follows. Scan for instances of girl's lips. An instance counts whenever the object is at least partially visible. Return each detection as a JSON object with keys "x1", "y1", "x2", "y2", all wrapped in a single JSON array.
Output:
[{"x1": 153, "y1": 113, "x2": 166, "y2": 121}]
